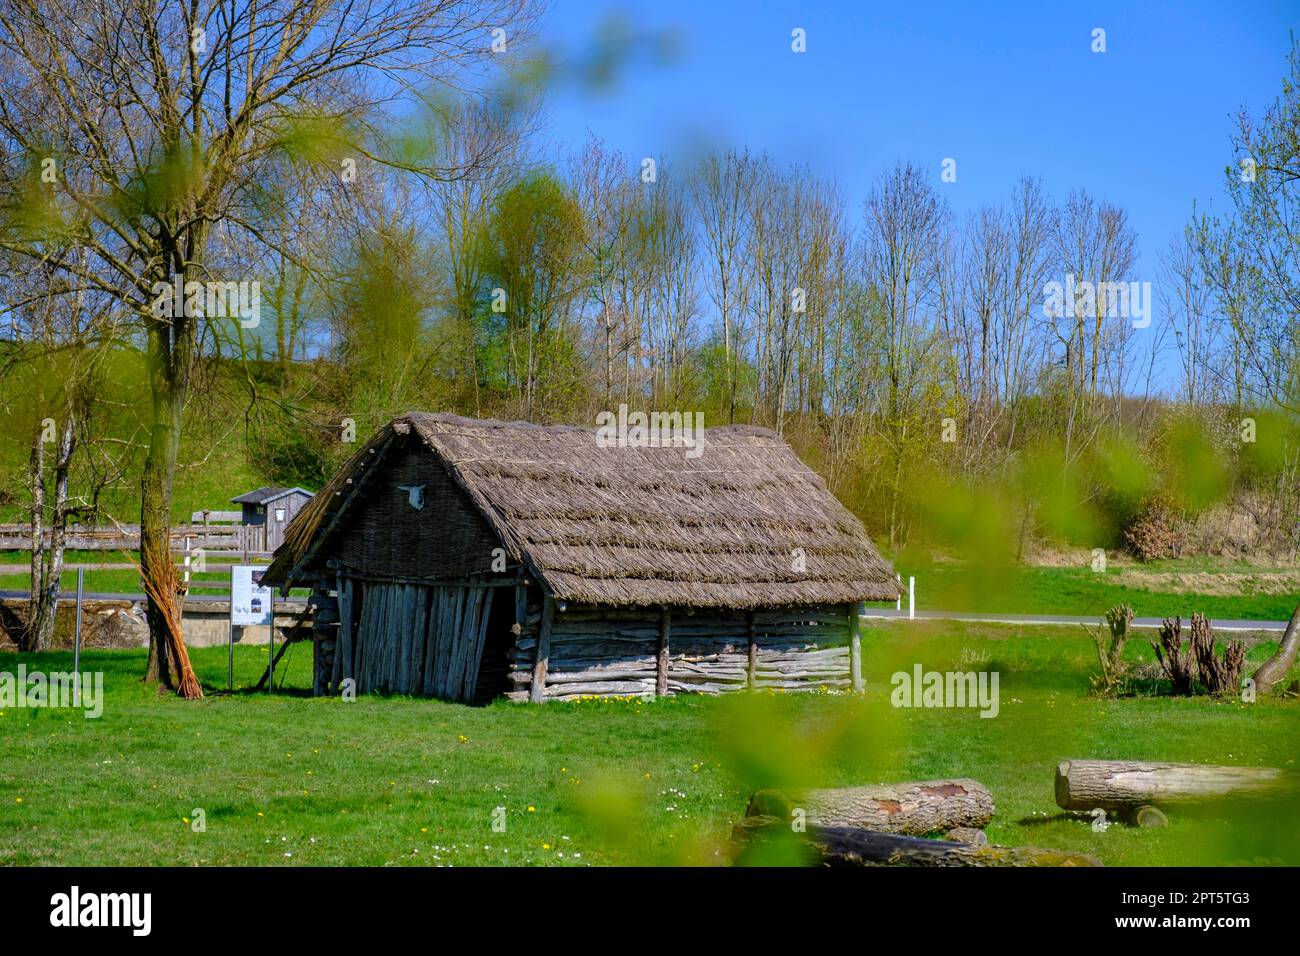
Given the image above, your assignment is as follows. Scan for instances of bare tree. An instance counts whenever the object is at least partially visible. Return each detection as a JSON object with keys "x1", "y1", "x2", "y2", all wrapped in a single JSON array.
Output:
[
  {"x1": 0, "y1": 0, "x2": 539, "y2": 687},
  {"x1": 692, "y1": 148, "x2": 754, "y2": 423}
]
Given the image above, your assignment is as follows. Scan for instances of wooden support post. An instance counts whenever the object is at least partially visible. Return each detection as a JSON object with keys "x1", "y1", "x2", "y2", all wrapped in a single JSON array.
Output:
[
  {"x1": 849, "y1": 601, "x2": 865, "y2": 694},
  {"x1": 530, "y1": 595, "x2": 555, "y2": 704},
  {"x1": 656, "y1": 606, "x2": 671, "y2": 698},
  {"x1": 746, "y1": 609, "x2": 758, "y2": 689},
  {"x1": 513, "y1": 582, "x2": 527, "y2": 638}
]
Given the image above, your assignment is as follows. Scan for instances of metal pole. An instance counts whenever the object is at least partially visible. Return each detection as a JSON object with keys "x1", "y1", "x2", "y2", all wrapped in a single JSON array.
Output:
[{"x1": 73, "y1": 567, "x2": 83, "y2": 706}]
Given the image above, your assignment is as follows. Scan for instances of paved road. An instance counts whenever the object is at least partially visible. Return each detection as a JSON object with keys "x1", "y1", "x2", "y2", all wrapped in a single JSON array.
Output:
[{"x1": 860, "y1": 607, "x2": 1290, "y2": 632}]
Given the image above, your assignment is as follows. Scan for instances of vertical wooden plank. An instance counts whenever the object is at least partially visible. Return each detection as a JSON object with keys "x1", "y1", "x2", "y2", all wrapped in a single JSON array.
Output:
[
  {"x1": 410, "y1": 585, "x2": 429, "y2": 696},
  {"x1": 448, "y1": 586, "x2": 469, "y2": 698},
  {"x1": 746, "y1": 609, "x2": 758, "y2": 689},
  {"x1": 656, "y1": 606, "x2": 671, "y2": 698},
  {"x1": 421, "y1": 586, "x2": 438, "y2": 694},
  {"x1": 464, "y1": 587, "x2": 494, "y2": 701},
  {"x1": 353, "y1": 583, "x2": 369, "y2": 692},
  {"x1": 849, "y1": 601, "x2": 865, "y2": 694},
  {"x1": 460, "y1": 586, "x2": 489, "y2": 702},
  {"x1": 530, "y1": 594, "x2": 555, "y2": 704}
]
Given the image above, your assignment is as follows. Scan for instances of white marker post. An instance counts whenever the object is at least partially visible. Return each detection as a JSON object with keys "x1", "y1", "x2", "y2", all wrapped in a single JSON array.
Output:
[
  {"x1": 908, "y1": 576, "x2": 915, "y2": 620},
  {"x1": 896, "y1": 573, "x2": 901, "y2": 611}
]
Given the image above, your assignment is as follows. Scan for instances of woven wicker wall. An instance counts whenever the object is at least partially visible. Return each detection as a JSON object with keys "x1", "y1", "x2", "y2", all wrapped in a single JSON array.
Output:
[{"x1": 331, "y1": 439, "x2": 503, "y2": 581}]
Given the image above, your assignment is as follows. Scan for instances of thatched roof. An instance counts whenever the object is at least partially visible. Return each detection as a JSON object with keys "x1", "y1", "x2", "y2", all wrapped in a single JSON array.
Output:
[{"x1": 263, "y1": 412, "x2": 899, "y2": 608}]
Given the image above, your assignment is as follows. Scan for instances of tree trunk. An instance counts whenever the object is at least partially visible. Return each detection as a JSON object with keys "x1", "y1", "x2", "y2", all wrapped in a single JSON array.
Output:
[
  {"x1": 731, "y1": 816, "x2": 1101, "y2": 867},
  {"x1": 1055, "y1": 759, "x2": 1287, "y2": 812},
  {"x1": 25, "y1": 423, "x2": 48, "y2": 652},
  {"x1": 1252, "y1": 602, "x2": 1300, "y2": 695},
  {"x1": 141, "y1": 297, "x2": 192, "y2": 686},
  {"x1": 746, "y1": 779, "x2": 994, "y2": 835},
  {"x1": 30, "y1": 416, "x2": 76, "y2": 652}
]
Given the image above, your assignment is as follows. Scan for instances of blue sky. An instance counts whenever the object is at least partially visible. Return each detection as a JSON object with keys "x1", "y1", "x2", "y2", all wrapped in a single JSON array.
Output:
[{"x1": 533, "y1": 0, "x2": 1297, "y2": 383}]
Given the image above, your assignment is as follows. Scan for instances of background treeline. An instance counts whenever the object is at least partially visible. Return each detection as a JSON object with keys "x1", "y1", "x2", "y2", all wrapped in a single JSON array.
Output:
[{"x1": 3, "y1": 31, "x2": 1299, "y2": 568}]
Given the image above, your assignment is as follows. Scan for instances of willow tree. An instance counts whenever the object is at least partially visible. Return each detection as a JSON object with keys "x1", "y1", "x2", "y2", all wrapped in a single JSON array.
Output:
[{"x1": 0, "y1": 0, "x2": 537, "y2": 688}]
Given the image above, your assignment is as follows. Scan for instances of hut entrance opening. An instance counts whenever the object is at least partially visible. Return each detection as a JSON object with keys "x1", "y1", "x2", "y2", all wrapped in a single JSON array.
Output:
[
  {"x1": 473, "y1": 590, "x2": 518, "y2": 704},
  {"x1": 338, "y1": 575, "x2": 498, "y2": 701}
]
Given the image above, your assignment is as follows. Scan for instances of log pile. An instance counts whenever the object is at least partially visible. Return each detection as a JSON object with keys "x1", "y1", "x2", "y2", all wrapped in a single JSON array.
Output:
[{"x1": 505, "y1": 603, "x2": 855, "y2": 701}]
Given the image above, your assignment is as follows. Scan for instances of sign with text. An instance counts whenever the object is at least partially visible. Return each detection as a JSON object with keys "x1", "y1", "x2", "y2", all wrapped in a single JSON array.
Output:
[{"x1": 230, "y1": 565, "x2": 273, "y2": 626}]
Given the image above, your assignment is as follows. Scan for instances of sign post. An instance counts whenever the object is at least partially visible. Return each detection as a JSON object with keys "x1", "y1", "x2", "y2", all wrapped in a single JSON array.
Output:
[{"x1": 230, "y1": 565, "x2": 273, "y2": 692}]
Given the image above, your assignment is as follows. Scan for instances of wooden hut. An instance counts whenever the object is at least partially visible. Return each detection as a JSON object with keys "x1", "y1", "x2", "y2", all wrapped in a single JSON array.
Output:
[
  {"x1": 230, "y1": 486, "x2": 314, "y2": 552},
  {"x1": 261, "y1": 413, "x2": 898, "y2": 703}
]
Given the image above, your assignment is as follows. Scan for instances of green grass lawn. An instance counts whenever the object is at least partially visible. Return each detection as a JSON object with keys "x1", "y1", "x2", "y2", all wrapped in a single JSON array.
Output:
[
  {"x1": 881, "y1": 560, "x2": 1300, "y2": 621},
  {"x1": 1, "y1": 620, "x2": 1296, "y2": 867}
]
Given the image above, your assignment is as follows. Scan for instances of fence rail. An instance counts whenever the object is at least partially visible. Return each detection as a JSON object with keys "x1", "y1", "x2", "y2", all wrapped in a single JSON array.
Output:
[{"x1": 0, "y1": 523, "x2": 272, "y2": 555}]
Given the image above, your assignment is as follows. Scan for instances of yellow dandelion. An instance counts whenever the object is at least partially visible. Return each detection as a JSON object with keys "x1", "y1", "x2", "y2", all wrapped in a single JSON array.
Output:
[{"x1": 527, "y1": 805, "x2": 536, "y2": 812}]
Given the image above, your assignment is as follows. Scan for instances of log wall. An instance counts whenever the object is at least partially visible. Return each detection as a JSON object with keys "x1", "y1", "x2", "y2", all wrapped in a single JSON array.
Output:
[{"x1": 505, "y1": 602, "x2": 854, "y2": 702}]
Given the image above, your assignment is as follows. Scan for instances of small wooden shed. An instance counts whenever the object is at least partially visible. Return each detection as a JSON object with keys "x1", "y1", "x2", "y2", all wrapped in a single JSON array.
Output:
[
  {"x1": 231, "y1": 486, "x2": 314, "y2": 552},
  {"x1": 261, "y1": 413, "x2": 898, "y2": 703}
]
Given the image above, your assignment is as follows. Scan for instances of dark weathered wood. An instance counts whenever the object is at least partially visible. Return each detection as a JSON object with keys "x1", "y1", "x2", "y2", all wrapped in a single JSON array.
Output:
[
  {"x1": 746, "y1": 609, "x2": 757, "y2": 689},
  {"x1": 530, "y1": 595, "x2": 555, "y2": 704},
  {"x1": 656, "y1": 606, "x2": 671, "y2": 697},
  {"x1": 731, "y1": 817, "x2": 1102, "y2": 867},
  {"x1": 1055, "y1": 759, "x2": 1288, "y2": 812},
  {"x1": 747, "y1": 779, "x2": 995, "y2": 834}
]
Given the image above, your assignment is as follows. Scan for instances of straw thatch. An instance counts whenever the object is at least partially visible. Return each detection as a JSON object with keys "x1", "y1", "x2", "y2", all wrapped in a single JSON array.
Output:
[{"x1": 264, "y1": 412, "x2": 898, "y2": 609}]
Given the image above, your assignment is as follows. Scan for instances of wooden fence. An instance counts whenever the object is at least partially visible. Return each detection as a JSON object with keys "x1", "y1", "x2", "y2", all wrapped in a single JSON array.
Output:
[{"x1": 0, "y1": 522, "x2": 271, "y2": 556}]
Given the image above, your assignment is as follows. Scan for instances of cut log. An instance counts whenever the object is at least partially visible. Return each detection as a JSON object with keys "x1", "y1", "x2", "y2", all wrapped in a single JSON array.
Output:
[
  {"x1": 731, "y1": 817, "x2": 1101, "y2": 867},
  {"x1": 1055, "y1": 759, "x2": 1288, "y2": 812},
  {"x1": 747, "y1": 779, "x2": 995, "y2": 835}
]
